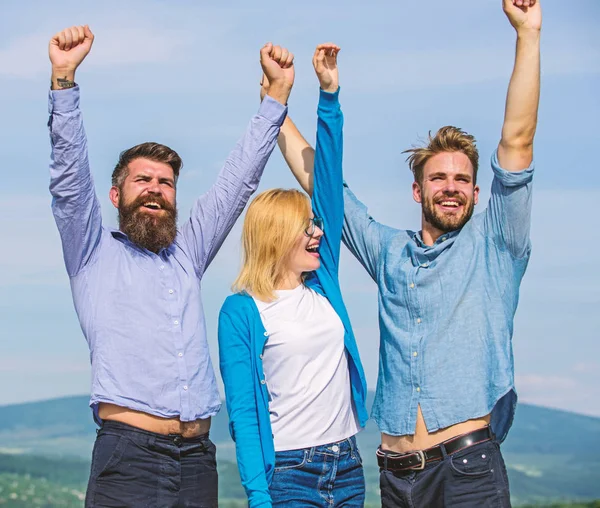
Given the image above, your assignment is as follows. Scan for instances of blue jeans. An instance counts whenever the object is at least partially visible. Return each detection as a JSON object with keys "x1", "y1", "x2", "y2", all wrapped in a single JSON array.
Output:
[
  {"x1": 85, "y1": 420, "x2": 218, "y2": 507},
  {"x1": 270, "y1": 435, "x2": 365, "y2": 507},
  {"x1": 379, "y1": 439, "x2": 511, "y2": 508}
]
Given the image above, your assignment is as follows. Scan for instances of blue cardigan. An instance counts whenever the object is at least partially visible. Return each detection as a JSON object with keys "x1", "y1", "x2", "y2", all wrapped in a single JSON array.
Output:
[{"x1": 218, "y1": 89, "x2": 368, "y2": 508}]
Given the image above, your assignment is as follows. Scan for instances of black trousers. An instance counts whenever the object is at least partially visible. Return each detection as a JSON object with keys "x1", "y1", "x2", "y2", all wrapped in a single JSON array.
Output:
[
  {"x1": 85, "y1": 420, "x2": 218, "y2": 508},
  {"x1": 379, "y1": 439, "x2": 511, "y2": 508}
]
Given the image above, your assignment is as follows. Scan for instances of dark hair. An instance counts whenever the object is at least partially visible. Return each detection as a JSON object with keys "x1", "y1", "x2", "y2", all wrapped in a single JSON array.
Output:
[
  {"x1": 403, "y1": 126, "x2": 479, "y2": 185},
  {"x1": 112, "y1": 142, "x2": 183, "y2": 187}
]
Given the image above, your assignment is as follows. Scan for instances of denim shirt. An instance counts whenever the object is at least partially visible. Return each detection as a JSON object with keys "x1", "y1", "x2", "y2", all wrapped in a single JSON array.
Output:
[
  {"x1": 48, "y1": 87, "x2": 286, "y2": 423},
  {"x1": 343, "y1": 151, "x2": 534, "y2": 441},
  {"x1": 218, "y1": 89, "x2": 368, "y2": 508}
]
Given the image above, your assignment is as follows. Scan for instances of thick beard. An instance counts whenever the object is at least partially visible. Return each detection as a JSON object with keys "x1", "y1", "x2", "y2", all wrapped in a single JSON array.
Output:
[
  {"x1": 422, "y1": 193, "x2": 475, "y2": 234},
  {"x1": 118, "y1": 194, "x2": 178, "y2": 253}
]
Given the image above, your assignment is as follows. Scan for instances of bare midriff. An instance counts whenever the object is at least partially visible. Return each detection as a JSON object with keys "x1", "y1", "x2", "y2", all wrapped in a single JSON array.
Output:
[
  {"x1": 381, "y1": 405, "x2": 490, "y2": 453},
  {"x1": 98, "y1": 402, "x2": 211, "y2": 438}
]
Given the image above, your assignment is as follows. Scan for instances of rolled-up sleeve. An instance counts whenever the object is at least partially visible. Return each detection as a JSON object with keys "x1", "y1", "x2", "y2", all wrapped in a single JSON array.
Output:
[{"x1": 483, "y1": 149, "x2": 535, "y2": 259}]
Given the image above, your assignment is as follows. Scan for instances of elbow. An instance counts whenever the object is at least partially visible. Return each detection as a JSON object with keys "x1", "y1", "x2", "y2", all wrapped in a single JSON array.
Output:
[
  {"x1": 499, "y1": 135, "x2": 534, "y2": 155},
  {"x1": 500, "y1": 124, "x2": 536, "y2": 152}
]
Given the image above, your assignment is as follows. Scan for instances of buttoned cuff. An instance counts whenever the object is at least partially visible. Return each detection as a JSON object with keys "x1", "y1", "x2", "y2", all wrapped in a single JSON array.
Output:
[
  {"x1": 258, "y1": 94, "x2": 287, "y2": 126},
  {"x1": 48, "y1": 85, "x2": 80, "y2": 114},
  {"x1": 490, "y1": 149, "x2": 535, "y2": 187}
]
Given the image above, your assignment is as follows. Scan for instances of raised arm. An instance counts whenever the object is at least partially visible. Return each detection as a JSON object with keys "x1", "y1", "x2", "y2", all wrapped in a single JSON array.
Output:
[
  {"x1": 311, "y1": 44, "x2": 345, "y2": 278},
  {"x1": 48, "y1": 26, "x2": 102, "y2": 277},
  {"x1": 497, "y1": 0, "x2": 541, "y2": 170},
  {"x1": 260, "y1": 68, "x2": 315, "y2": 196},
  {"x1": 278, "y1": 117, "x2": 315, "y2": 195},
  {"x1": 483, "y1": 1, "x2": 541, "y2": 258},
  {"x1": 181, "y1": 44, "x2": 294, "y2": 276},
  {"x1": 261, "y1": 47, "x2": 387, "y2": 282}
]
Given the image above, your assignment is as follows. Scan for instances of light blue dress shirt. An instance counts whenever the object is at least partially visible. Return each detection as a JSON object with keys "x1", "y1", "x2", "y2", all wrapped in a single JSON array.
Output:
[
  {"x1": 342, "y1": 152, "x2": 534, "y2": 441},
  {"x1": 48, "y1": 86, "x2": 286, "y2": 423}
]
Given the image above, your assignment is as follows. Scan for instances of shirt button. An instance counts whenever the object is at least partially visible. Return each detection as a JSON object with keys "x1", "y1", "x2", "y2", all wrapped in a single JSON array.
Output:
[
  {"x1": 260, "y1": 380, "x2": 266, "y2": 385},
  {"x1": 183, "y1": 385, "x2": 188, "y2": 391},
  {"x1": 174, "y1": 320, "x2": 179, "y2": 325},
  {"x1": 159, "y1": 265, "x2": 165, "y2": 270},
  {"x1": 169, "y1": 289, "x2": 174, "y2": 294},
  {"x1": 413, "y1": 352, "x2": 418, "y2": 357},
  {"x1": 178, "y1": 352, "x2": 183, "y2": 357},
  {"x1": 259, "y1": 354, "x2": 263, "y2": 359},
  {"x1": 416, "y1": 387, "x2": 421, "y2": 392},
  {"x1": 422, "y1": 263, "x2": 429, "y2": 268},
  {"x1": 416, "y1": 318, "x2": 422, "y2": 324},
  {"x1": 441, "y1": 237, "x2": 447, "y2": 242},
  {"x1": 264, "y1": 332, "x2": 269, "y2": 337},
  {"x1": 409, "y1": 283, "x2": 415, "y2": 289}
]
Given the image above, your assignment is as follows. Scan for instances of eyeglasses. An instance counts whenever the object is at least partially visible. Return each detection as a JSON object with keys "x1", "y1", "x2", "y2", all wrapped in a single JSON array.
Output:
[{"x1": 305, "y1": 216, "x2": 324, "y2": 237}]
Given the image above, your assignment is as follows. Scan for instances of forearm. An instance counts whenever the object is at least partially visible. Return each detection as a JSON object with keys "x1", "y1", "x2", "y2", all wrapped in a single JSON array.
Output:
[
  {"x1": 184, "y1": 95, "x2": 286, "y2": 271},
  {"x1": 278, "y1": 117, "x2": 315, "y2": 196},
  {"x1": 313, "y1": 89, "x2": 344, "y2": 267},
  {"x1": 498, "y1": 29, "x2": 540, "y2": 170}
]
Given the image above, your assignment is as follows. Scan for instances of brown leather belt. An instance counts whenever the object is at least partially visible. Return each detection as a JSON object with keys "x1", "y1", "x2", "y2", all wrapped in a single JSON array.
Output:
[{"x1": 377, "y1": 426, "x2": 494, "y2": 472}]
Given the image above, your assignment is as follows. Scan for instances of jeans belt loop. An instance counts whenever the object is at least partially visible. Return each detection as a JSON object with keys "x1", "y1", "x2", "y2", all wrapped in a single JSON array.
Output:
[{"x1": 439, "y1": 441, "x2": 448, "y2": 459}]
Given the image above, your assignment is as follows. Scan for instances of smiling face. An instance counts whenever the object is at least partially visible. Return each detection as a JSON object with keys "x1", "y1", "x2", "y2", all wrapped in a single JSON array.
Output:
[
  {"x1": 109, "y1": 157, "x2": 178, "y2": 252},
  {"x1": 413, "y1": 151, "x2": 480, "y2": 242},
  {"x1": 284, "y1": 213, "x2": 324, "y2": 280}
]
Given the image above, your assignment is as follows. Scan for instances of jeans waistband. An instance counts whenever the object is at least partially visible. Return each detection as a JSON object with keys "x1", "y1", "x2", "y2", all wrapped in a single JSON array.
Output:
[
  {"x1": 278, "y1": 434, "x2": 359, "y2": 458},
  {"x1": 100, "y1": 419, "x2": 209, "y2": 445}
]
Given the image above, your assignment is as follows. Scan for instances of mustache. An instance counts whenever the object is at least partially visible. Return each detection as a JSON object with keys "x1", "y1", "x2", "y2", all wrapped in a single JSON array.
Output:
[
  {"x1": 122, "y1": 194, "x2": 176, "y2": 214},
  {"x1": 433, "y1": 192, "x2": 466, "y2": 205}
]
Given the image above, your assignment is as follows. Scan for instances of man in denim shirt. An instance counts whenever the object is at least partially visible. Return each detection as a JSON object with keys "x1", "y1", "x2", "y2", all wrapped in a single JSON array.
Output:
[
  {"x1": 277, "y1": 0, "x2": 541, "y2": 505},
  {"x1": 48, "y1": 25, "x2": 294, "y2": 507}
]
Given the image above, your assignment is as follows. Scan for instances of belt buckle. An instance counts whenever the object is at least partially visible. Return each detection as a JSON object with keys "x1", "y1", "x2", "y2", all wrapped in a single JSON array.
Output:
[{"x1": 410, "y1": 450, "x2": 426, "y2": 470}]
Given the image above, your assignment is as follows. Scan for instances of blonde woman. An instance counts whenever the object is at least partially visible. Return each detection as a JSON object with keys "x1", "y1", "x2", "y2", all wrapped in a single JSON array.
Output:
[{"x1": 218, "y1": 44, "x2": 368, "y2": 507}]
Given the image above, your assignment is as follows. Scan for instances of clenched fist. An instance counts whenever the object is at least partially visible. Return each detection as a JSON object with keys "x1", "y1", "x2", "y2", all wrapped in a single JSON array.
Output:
[
  {"x1": 49, "y1": 25, "x2": 94, "y2": 89},
  {"x1": 503, "y1": 0, "x2": 542, "y2": 33},
  {"x1": 259, "y1": 43, "x2": 294, "y2": 105}
]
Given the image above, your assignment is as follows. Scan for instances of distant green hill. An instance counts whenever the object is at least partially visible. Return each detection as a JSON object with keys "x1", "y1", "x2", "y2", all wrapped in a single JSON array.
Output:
[{"x1": 1, "y1": 394, "x2": 599, "y2": 506}]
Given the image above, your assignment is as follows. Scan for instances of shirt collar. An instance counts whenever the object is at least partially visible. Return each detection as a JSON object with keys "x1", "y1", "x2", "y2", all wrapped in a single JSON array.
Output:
[
  {"x1": 412, "y1": 228, "x2": 460, "y2": 249},
  {"x1": 110, "y1": 228, "x2": 176, "y2": 256}
]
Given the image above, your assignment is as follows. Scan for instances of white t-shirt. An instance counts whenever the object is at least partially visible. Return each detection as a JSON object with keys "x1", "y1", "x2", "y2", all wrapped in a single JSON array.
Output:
[{"x1": 253, "y1": 284, "x2": 360, "y2": 451}]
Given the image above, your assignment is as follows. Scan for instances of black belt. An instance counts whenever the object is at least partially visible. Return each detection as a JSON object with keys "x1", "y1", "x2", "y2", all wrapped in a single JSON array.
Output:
[{"x1": 377, "y1": 426, "x2": 493, "y2": 472}]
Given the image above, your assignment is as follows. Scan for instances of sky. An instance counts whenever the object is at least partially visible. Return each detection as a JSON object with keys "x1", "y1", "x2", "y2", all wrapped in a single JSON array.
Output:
[{"x1": 1, "y1": 0, "x2": 599, "y2": 418}]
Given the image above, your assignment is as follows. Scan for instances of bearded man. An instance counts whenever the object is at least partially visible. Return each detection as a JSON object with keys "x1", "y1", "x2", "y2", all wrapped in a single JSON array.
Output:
[
  {"x1": 272, "y1": 0, "x2": 541, "y2": 505},
  {"x1": 47, "y1": 25, "x2": 294, "y2": 507}
]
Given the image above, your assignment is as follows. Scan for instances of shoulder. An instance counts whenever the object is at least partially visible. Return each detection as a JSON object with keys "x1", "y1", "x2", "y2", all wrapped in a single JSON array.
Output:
[
  {"x1": 382, "y1": 227, "x2": 411, "y2": 250},
  {"x1": 219, "y1": 293, "x2": 256, "y2": 320}
]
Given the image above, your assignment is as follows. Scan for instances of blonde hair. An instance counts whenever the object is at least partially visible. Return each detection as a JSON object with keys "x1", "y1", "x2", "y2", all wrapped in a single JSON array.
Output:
[
  {"x1": 403, "y1": 126, "x2": 479, "y2": 184},
  {"x1": 233, "y1": 188, "x2": 311, "y2": 301}
]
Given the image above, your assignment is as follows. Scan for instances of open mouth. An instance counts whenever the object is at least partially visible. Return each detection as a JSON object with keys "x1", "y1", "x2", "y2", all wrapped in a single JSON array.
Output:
[
  {"x1": 306, "y1": 243, "x2": 320, "y2": 256},
  {"x1": 141, "y1": 202, "x2": 163, "y2": 211},
  {"x1": 436, "y1": 199, "x2": 463, "y2": 211}
]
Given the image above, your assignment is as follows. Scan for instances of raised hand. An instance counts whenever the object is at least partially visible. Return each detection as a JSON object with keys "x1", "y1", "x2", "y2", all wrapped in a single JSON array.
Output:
[
  {"x1": 312, "y1": 43, "x2": 340, "y2": 93},
  {"x1": 259, "y1": 43, "x2": 294, "y2": 105},
  {"x1": 49, "y1": 25, "x2": 94, "y2": 89},
  {"x1": 503, "y1": 0, "x2": 542, "y2": 33}
]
